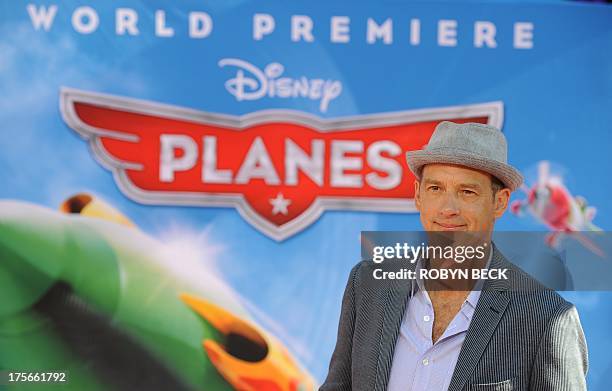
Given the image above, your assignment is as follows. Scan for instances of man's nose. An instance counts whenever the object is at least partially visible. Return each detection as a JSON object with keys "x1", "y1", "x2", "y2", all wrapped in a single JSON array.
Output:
[{"x1": 438, "y1": 193, "x2": 460, "y2": 217}]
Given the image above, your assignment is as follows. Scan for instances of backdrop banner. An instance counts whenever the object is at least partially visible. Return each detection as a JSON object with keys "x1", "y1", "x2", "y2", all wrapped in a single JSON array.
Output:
[{"x1": 1, "y1": 1, "x2": 611, "y2": 390}]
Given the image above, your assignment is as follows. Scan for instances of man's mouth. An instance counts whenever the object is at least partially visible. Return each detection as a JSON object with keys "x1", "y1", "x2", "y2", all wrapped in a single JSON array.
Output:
[{"x1": 434, "y1": 222, "x2": 467, "y2": 231}]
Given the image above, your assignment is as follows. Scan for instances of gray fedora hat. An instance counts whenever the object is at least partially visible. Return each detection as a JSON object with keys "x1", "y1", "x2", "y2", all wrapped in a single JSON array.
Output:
[{"x1": 406, "y1": 121, "x2": 523, "y2": 191}]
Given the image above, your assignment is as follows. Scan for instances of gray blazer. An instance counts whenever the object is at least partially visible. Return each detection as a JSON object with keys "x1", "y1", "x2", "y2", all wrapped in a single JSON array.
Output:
[{"x1": 320, "y1": 246, "x2": 588, "y2": 391}]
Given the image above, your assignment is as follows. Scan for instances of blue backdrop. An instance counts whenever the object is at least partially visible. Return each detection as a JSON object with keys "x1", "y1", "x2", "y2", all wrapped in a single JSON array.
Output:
[{"x1": 1, "y1": 1, "x2": 611, "y2": 389}]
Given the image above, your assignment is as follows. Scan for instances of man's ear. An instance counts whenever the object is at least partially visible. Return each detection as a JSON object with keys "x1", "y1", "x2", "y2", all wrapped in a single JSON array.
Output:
[
  {"x1": 414, "y1": 179, "x2": 421, "y2": 211},
  {"x1": 493, "y1": 188, "x2": 511, "y2": 219}
]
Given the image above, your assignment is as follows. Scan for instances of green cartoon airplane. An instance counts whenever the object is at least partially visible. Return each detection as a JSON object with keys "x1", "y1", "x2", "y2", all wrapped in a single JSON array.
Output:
[{"x1": 0, "y1": 193, "x2": 316, "y2": 391}]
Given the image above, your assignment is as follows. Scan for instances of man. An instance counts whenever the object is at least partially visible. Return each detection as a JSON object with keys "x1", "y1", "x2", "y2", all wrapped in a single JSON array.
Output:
[{"x1": 320, "y1": 121, "x2": 588, "y2": 391}]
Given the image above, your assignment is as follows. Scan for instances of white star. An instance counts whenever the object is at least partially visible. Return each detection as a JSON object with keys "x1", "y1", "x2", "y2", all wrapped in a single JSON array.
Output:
[{"x1": 269, "y1": 193, "x2": 291, "y2": 215}]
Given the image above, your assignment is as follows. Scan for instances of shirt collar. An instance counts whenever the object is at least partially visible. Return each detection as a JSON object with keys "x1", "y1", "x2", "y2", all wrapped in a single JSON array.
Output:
[{"x1": 411, "y1": 243, "x2": 494, "y2": 304}]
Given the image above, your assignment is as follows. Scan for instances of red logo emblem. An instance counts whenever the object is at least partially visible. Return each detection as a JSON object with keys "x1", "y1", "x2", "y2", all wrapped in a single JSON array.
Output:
[{"x1": 60, "y1": 88, "x2": 502, "y2": 240}]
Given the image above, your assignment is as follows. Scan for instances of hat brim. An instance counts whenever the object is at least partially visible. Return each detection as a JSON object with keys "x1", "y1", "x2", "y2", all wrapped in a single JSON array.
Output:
[{"x1": 406, "y1": 148, "x2": 523, "y2": 192}]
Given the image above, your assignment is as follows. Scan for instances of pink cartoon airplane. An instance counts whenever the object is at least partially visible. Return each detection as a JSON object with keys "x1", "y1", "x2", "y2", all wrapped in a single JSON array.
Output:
[{"x1": 511, "y1": 161, "x2": 604, "y2": 256}]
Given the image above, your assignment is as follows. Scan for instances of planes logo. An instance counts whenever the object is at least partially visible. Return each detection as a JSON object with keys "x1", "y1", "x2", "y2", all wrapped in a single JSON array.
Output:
[{"x1": 60, "y1": 88, "x2": 502, "y2": 240}]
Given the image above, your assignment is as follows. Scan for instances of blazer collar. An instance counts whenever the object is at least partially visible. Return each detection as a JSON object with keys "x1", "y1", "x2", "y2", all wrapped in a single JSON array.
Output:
[
  {"x1": 447, "y1": 244, "x2": 511, "y2": 391},
  {"x1": 373, "y1": 260, "x2": 415, "y2": 391}
]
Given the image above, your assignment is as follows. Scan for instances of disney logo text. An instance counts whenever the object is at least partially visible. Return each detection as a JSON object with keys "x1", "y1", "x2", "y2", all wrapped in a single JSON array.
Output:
[{"x1": 219, "y1": 58, "x2": 342, "y2": 113}]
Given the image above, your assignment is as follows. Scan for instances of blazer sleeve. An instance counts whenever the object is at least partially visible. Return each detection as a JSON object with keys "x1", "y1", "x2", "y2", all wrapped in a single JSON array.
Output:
[
  {"x1": 529, "y1": 302, "x2": 588, "y2": 390},
  {"x1": 319, "y1": 262, "x2": 361, "y2": 391}
]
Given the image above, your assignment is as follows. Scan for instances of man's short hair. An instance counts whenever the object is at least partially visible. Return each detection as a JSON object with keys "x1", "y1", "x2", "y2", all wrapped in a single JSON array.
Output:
[{"x1": 490, "y1": 175, "x2": 505, "y2": 199}]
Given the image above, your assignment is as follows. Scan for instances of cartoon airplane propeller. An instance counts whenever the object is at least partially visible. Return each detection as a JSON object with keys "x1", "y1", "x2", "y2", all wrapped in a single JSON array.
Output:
[
  {"x1": 510, "y1": 161, "x2": 603, "y2": 256},
  {"x1": 0, "y1": 193, "x2": 317, "y2": 391}
]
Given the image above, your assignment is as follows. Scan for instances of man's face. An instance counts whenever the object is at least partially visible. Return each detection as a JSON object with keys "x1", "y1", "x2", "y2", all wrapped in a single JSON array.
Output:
[{"x1": 414, "y1": 164, "x2": 511, "y2": 235}]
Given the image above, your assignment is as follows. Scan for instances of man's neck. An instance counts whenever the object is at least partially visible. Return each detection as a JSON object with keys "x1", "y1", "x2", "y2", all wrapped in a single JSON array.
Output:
[
  {"x1": 424, "y1": 240, "x2": 493, "y2": 291},
  {"x1": 424, "y1": 242, "x2": 492, "y2": 343}
]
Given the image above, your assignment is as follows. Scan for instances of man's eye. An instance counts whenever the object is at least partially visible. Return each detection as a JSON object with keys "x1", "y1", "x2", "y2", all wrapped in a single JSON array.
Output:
[
  {"x1": 428, "y1": 186, "x2": 440, "y2": 192},
  {"x1": 462, "y1": 190, "x2": 476, "y2": 196}
]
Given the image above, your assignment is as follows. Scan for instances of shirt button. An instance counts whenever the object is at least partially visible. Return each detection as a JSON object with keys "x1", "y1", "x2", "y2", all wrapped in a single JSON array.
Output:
[
  {"x1": 422, "y1": 358, "x2": 429, "y2": 366},
  {"x1": 423, "y1": 315, "x2": 431, "y2": 322}
]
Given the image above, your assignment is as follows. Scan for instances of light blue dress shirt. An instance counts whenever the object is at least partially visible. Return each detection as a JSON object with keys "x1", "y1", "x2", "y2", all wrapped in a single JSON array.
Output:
[{"x1": 387, "y1": 249, "x2": 493, "y2": 391}]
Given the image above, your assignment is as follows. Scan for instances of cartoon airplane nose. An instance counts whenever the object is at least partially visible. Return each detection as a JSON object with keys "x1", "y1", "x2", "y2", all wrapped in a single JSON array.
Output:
[{"x1": 180, "y1": 293, "x2": 316, "y2": 391}]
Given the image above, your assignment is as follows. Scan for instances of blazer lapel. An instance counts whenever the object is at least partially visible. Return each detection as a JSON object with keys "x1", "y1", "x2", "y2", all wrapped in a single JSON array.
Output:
[
  {"x1": 447, "y1": 246, "x2": 511, "y2": 391},
  {"x1": 373, "y1": 264, "x2": 414, "y2": 391}
]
